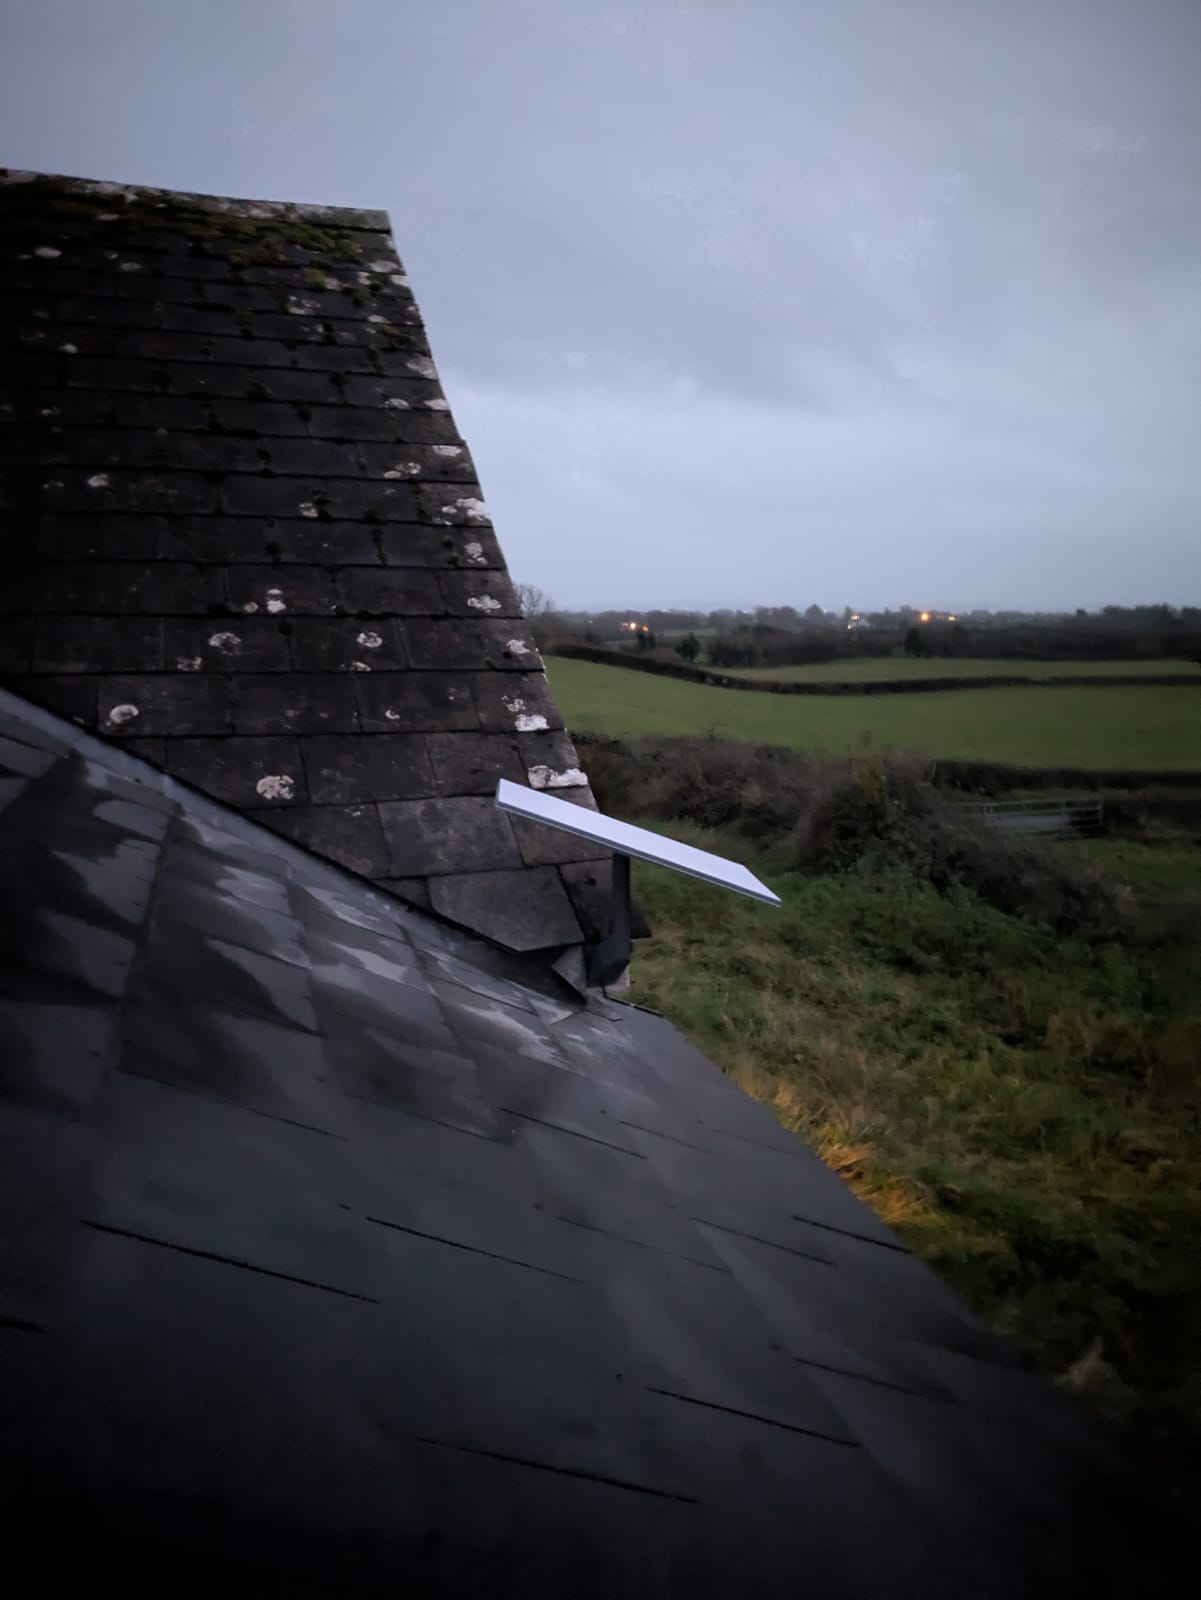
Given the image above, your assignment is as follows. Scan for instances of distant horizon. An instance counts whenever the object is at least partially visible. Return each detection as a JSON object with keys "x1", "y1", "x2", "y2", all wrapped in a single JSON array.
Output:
[{"x1": 539, "y1": 599, "x2": 1200, "y2": 619}]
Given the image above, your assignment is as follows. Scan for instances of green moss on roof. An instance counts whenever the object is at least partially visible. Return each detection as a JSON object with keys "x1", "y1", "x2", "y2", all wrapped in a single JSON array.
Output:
[{"x1": 0, "y1": 171, "x2": 388, "y2": 268}]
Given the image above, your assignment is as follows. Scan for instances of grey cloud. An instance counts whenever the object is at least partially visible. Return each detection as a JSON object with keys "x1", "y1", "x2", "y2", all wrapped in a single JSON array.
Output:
[{"x1": 1, "y1": 0, "x2": 1198, "y2": 607}]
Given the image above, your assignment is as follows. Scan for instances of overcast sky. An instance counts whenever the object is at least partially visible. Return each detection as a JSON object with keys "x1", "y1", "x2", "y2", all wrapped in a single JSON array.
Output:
[{"x1": 2, "y1": 0, "x2": 1198, "y2": 611}]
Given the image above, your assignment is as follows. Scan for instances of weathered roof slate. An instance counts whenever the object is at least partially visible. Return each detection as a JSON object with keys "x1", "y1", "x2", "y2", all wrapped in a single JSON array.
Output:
[
  {"x1": 0, "y1": 686, "x2": 1175, "y2": 1593},
  {"x1": 0, "y1": 169, "x2": 606, "y2": 956}
]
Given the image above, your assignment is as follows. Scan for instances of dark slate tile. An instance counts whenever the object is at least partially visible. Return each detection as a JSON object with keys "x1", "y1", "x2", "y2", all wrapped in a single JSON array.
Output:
[
  {"x1": 455, "y1": 671, "x2": 563, "y2": 735},
  {"x1": 378, "y1": 796, "x2": 520, "y2": 877},
  {"x1": 304, "y1": 403, "x2": 403, "y2": 442},
  {"x1": 255, "y1": 436, "x2": 365, "y2": 477},
  {"x1": 0, "y1": 559, "x2": 205, "y2": 615},
  {"x1": 97, "y1": 675, "x2": 233, "y2": 738},
  {"x1": 423, "y1": 732, "x2": 524, "y2": 795},
  {"x1": 129, "y1": 929, "x2": 317, "y2": 1033},
  {"x1": 259, "y1": 803, "x2": 389, "y2": 878},
  {"x1": 478, "y1": 619, "x2": 544, "y2": 669},
  {"x1": 165, "y1": 736, "x2": 306, "y2": 808},
  {"x1": 119, "y1": 991, "x2": 333, "y2": 1127},
  {"x1": 88, "y1": 1073, "x2": 384, "y2": 1295},
  {"x1": 148, "y1": 870, "x2": 306, "y2": 966},
  {"x1": 120, "y1": 736, "x2": 167, "y2": 766},
  {"x1": 515, "y1": 728, "x2": 591, "y2": 791},
  {"x1": 417, "y1": 946, "x2": 542, "y2": 1013},
  {"x1": 0, "y1": 732, "x2": 57, "y2": 778},
  {"x1": 221, "y1": 475, "x2": 417, "y2": 524},
  {"x1": 0, "y1": 773, "x2": 29, "y2": 816},
  {"x1": 377, "y1": 874, "x2": 430, "y2": 908},
  {"x1": 354, "y1": 671, "x2": 476, "y2": 733},
  {"x1": 0, "y1": 615, "x2": 34, "y2": 673},
  {"x1": 289, "y1": 617, "x2": 407, "y2": 672},
  {"x1": 399, "y1": 618, "x2": 488, "y2": 670},
  {"x1": 428, "y1": 866, "x2": 582, "y2": 952},
  {"x1": 356, "y1": 441, "x2": 477, "y2": 482},
  {"x1": 416, "y1": 485, "x2": 493, "y2": 527},
  {"x1": 224, "y1": 565, "x2": 337, "y2": 617},
  {"x1": 267, "y1": 520, "x2": 382, "y2": 565},
  {"x1": 31, "y1": 512, "x2": 164, "y2": 560},
  {"x1": 438, "y1": 569, "x2": 521, "y2": 619},
  {"x1": 164, "y1": 617, "x2": 291, "y2": 672},
  {"x1": 290, "y1": 876, "x2": 414, "y2": 942},
  {"x1": 0, "y1": 996, "x2": 118, "y2": 1113},
  {"x1": 557, "y1": 859, "x2": 614, "y2": 939},
  {"x1": 0, "y1": 906, "x2": 137, "y2": 1000},
  {"x1": 77, "y1": 748, "x2": 178, "y2": 813},
  {"x1": 156, "y1": 513, "x2": 280, "y2": 566},
  {"x1": 205, "y1": 397, "x2": 311, "y2": 436},
  {"x1": 0, "y1": 1100, "x2": 96, "y2": 1329},
  {"x1": 90, "y1": 793, "x2": 173, "y2": 842},
  {"x1": 33, "y1": 616, "x2": 163, "y2": 673},
  {"x1": 232, "y1": 674, "x2": 359, "y2": 735},
  {"x1": 335, "y1": 567, "x2": 443, "y2": 616},
  {"x1": 306, "y1": 948, "x2": 452, "y2": 1041},
  {"x1": 302, "y1": 733, "x2": 434, "y2": 804}
]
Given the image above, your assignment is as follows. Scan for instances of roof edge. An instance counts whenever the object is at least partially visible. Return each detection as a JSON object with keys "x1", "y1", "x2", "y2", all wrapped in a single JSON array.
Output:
[{"x1": 0, "y1": 167, "x2": 390, "y2": 232}]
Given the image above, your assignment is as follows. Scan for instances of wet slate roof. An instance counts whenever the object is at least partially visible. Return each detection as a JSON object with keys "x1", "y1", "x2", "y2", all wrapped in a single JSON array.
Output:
[
  {"x1": 0, "y1": 685, "x2": 1172, "y2": 1595},
  {"x1": 0, "y1": 169, "x2": 607, "y2": 957}
]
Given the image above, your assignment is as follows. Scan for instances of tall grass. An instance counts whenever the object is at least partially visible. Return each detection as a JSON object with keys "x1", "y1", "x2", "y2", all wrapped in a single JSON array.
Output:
[{"x1": 591, "y1": 740, "x2": 1201, "y2": 1501}]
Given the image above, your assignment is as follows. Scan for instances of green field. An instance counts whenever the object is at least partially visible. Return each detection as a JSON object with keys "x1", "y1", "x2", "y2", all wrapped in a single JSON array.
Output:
[
  {"x1": 547, "y1": 656, "x2": 1201, "y2": 768},
  {"x1": 726, "y1": 656, "x2": 1195, "y2": 682}
]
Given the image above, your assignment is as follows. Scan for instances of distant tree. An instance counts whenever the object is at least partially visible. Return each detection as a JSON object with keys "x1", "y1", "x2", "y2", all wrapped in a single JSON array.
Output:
[
  {"x1": 514, "y1": 582, "x2": 555, "y2": 619},
  {"x1": 803, "y1": 603, "x2": 826, "y2": 627},
  {"x1": 636, "y1": 628, "x2": 657, "y2": 651},
  {"x1": 904, "y1": 625, "x2": 927, "y2": 658},
  {"x1": 676, "y1": 632, "x2": 701, "y2": 663}
]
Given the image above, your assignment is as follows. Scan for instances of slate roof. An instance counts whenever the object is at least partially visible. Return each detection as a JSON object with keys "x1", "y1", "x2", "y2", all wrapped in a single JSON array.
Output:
[
  {"x1": 0, "y1": 686, "x2": 1173, "y2": 1595},
  {"x1": 0, "y1": 169, "x2": 608, "y2": 957}
]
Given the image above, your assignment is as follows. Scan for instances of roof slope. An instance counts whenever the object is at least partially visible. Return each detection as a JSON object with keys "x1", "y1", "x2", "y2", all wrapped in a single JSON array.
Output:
[
  {"x1": 0, "y1": 687, "x2": 1171, "y2": 1595},
  {"x1": 0, "y1": 169, "x2": 607, "y2": 956}
]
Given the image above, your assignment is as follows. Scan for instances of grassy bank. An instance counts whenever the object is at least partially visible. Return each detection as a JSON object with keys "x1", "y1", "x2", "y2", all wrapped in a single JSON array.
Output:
[
  {"x1": 620, "y1": 815, "x2": 1201, "y2": 1496},
  {"x1": 548, "y1": 656, "x2": 1201, "y2": 767},
  {"x1": 726, "y1": 656, "x2": 1197, "y2": 682}
]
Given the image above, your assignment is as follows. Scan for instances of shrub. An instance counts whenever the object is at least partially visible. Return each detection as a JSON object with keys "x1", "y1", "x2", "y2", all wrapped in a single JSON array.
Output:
[
  {"x1": 797, "y1": 758, "x2": 1121, "y2": 936},
  {"x1": 572, "y1": 734, "x2": 1120, "y2": 937}
]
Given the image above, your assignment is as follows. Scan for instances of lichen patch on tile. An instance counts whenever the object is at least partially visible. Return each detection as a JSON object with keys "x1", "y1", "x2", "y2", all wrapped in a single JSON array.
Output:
[
  {"x1": 528, "y1": 765, "x2": 588, "y2": 790},
  {"x1": 255, "y1": 775, "x2": 295, "y2": 800}
]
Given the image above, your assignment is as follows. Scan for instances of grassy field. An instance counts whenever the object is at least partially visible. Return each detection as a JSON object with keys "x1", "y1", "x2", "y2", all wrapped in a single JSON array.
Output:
[
  {"x1": 726, "y1": 656, "x2": 1196, "y2": 682},
  {"x1": 548, "y1": 656, "x2": 1201, "y2": 768},
  {"x1": 621, "y1": 816, "x2": 1201, "y2": 1494}
]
